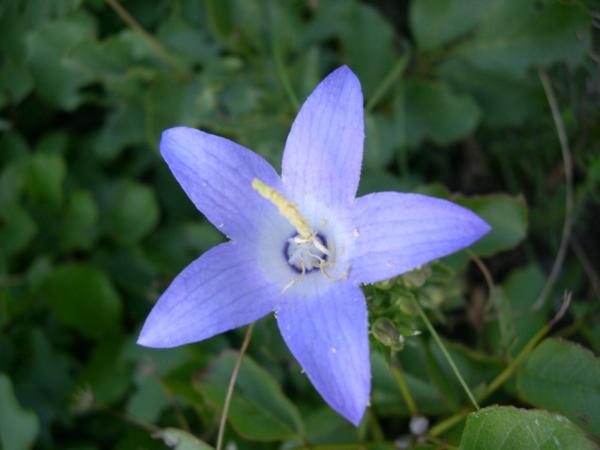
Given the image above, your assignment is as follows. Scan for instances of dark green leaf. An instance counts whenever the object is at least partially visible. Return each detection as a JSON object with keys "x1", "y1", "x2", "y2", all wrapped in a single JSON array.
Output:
[
  {"x1": 42, "y1": 264, "x2": 122, "y2": 339},
  {"x1": 107, "y1": 180, "x2": 160, "y2": 245},
  {"x1": 195, "y1": 351, "x2": 304, "y2": 441},
  {"x1": 457, "y1": 0, "x2": 591, "y2": 76},
  {"x1": 394, "y1": 79, "x2": 480, "y2": 148},
  {"x1": 455, "y1": 193, "x2": 528, "y2": 256}
]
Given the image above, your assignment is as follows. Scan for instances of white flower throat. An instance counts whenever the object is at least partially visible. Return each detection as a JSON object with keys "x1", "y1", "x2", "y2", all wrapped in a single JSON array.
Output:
[
  {"x1": 252, "y1": 179, "x2": 349, "y2": 292},
  {"x1": 286, "y1": 233, "x2": 329, "y2": 272}
]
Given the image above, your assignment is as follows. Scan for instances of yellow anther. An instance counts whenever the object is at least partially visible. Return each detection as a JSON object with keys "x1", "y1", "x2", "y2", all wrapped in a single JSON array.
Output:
[{"x1": 252, "y1": 178, "x2": 313, "y2": 239}]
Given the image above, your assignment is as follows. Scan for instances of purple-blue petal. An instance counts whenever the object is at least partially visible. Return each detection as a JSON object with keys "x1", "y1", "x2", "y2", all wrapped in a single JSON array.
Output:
[
  {"x1": 276, "y1": 279, "x2": 370, "y2": 425},
  {"x1": 137, "y1": 242, "x2": 279, "y2": 348},
  {"x1": 349, "y1": 192, "x2": 491, "y2": 284},
  {"x1": 281, "y1": 66, "x2": 364, "y2": 216},
  {"x1": 160, "y1": 126, "x2": 282, "y2": 242}
]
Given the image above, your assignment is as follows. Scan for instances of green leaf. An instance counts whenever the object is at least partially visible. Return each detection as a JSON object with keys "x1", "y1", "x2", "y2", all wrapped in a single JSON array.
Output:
[
  {"x1": 486, "y1": 265, "x2": 548, "y2": 355},
  {"x1": 0, "y1": 205, "x2": 37, "y2": 259},
  {"x1": 195, "y1": 351, "x2": 304, "y2": 441},
  {"x1": 459, "y1": 406, "x2": 596, "y2": 450},
  {"x1": 338, "y1": 2, "x2": 397, "y2": 98},
  {"x1": 155, "y1": 428, "x2": 215, "y2": 450},
  {"x1": 457, "y1": 0, "x2": 591, "y2": 77},
  {"x1": 364, "y1": 114, "x2": 397, "y2": 170},
  {"x1": 517, "y1": 338, "x2": 600, "y2": 435},
  {"x1": 42, "y1": 263, "x2": 122, "y2": 339},
  {"x1": 26, "y1": 12, "x2": 96, "y2": 110},
  {"x1": 437, "y1": 60, "x2": 543, "y2": 127},
  {"x1": 107, "y1": 180, "x2": 160, "y2": 246},
  {"x1": 0, "y1": 373, "x2": 40, "y2": 450},
  {"x1": 26, "y1": 153, "x2": 66, "y2": 208},
  {"x1": 394, "y1": 79, "x2": 480, "y2": 148},
  {"x1": 455, "y1": 193, "x2": 528, "y2": 256},
  {"x1": 411, "y1": 0, "x2": 487, "y2": 51},
  {"x1": 61, "y1": 190, "x2": 99, "y2": 252}
]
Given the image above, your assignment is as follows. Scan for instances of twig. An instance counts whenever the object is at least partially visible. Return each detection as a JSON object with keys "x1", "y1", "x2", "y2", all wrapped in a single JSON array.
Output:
[
  {"x1": 216, "y1": 323, "x2": 256, "y2": 450},
  {"x1": 466, "y1": 250, "x2": 495, "y2": 314},
  {"x1": 105, "y1": 0, "x2": 180, "y2": 71},
  {"x1": 532, "y1": 68, "x2": 575, "y2": 310},
  {"x1": 413, "y1": 299, "x2": 480, "y2": 411}
]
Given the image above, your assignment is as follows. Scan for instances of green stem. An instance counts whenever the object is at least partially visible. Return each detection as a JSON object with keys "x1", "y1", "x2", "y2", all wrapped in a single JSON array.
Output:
[
  {"x1": 365, "y1": 53, "x2": 410, "y2": 113},
  {"x1": 390, "y1": 361, "x2": 418, "y2": 416},
  {"x1": 272, "y1": 35, "x2": 299, "y2": 111},
  {"x1": 429, "y1": 293, "x2": 571, "y2": 438},
  {"x1": 413, "y1": 299, "x2": 480, "y2": 411}
]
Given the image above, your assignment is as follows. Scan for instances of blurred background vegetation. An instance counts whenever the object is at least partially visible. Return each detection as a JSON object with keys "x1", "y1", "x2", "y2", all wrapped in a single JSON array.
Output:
[{"x1": 1, "y1": 0, "x2": 599, "y2": 449}]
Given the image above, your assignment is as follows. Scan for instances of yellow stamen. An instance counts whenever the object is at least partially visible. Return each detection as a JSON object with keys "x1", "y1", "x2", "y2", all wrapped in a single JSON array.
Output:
[{"x1": 252, "y1": 178, "x2": 312, "y2": 239}]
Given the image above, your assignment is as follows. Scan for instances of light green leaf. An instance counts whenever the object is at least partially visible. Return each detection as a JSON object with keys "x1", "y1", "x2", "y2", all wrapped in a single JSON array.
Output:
[
  {"x1": 459, "y1": 406, "x2": 596, "y2": 450},
  {"x1": 0, "y1": 373, "x2": 39, "y2": 450},
  {"x1": 455, "y1": 193, "x2": 528, "y2": 256},
  {"x1": 195, "y1": 351, "x2": 304, "y2": 442},
  {"x1": 395, "y1": 79, "x2": 480, "y2": 148},
  {"x1": 42, "y1": 264, "x2": 122, "y2": 339},
  {"x1": 517, "y1": 338, "x2": 600, "y2": 435},
  {"x1": 155, "y1": 428, "x2": 215, "y2": 450},
  {"x1": 108, "y1": 180, "x2": 160, "y2": 245}
]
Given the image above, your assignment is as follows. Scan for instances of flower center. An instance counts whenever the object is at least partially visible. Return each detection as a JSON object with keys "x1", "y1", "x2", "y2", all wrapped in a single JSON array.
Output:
[{"x1": 285, "y1": 233, "x2": 329, "y2": 272}]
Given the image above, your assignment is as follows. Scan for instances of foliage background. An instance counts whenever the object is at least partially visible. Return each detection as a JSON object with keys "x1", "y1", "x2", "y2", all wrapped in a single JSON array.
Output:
[{"x1": 1, "y1": 0, "x2": 599, "y2": 449}]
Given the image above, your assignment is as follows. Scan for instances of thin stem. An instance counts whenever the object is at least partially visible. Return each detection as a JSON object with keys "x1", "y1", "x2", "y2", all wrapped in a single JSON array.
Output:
[
  {"x1": 429, "y1": 409, "x2": 470, "y2": 437},
  {"x1": 482, "y1": 292, "x2": 571, "y2": 400},
  {"x1": 105, "y1": 0, "x2": 180, "y2": 71},
  {"x1": 216, "y1": 323, "x2": 256, "y2": 450},
  {"x1": 429, "y1": 293, "x2": 571, "y2": 439},
  {"x1": 413, "y1": 299, "x2": 480, "y2": 411},
  {"x1": 390, "y1": 362, "x2": 418, "y2": 416},
  {"x1": 366, "y1": 54, "x2": 410, "y2": 113},
  {"x1": 532, "y1": 68, "x2": 574, "y2": 310}
]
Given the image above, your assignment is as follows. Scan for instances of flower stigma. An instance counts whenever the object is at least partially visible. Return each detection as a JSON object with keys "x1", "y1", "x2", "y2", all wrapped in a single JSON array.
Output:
[{"x1": 252, "y1": 178, "x2": 348, "y2": 292}]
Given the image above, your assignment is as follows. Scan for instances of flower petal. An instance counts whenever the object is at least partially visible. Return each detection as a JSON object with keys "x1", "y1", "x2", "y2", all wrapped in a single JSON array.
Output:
[
  {"x1": 138, "y1": 242, "x2": 278, "y2": 348},
  {"x1": 281, "y1": 66, "x2": 364, "y2": 216},
  {"x1": 161, "y1": 126, "x2": 282, "y2": 241},
  {"x1": 276, "y1": 279, "x2": 370, "y2": 425},
  {"x1": 349, "y1": 192, "x2": 491, "y2": 284}
]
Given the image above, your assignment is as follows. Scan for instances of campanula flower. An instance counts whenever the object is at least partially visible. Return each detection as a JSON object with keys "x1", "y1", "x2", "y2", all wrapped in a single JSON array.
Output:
[{"x1": 137, "y1": 66, "x2": 490, "y2": 425}]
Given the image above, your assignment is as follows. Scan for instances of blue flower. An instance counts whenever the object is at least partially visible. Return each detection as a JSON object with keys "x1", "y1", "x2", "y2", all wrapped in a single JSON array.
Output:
[{"x1": 138, "y1": 66, "x2": 490, "y2": 425}]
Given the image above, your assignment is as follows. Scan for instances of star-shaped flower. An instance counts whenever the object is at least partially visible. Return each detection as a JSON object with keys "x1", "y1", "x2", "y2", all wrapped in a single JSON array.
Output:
[{"x1": 138, "y1": 66, "x2": 490, "y2": 425}]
